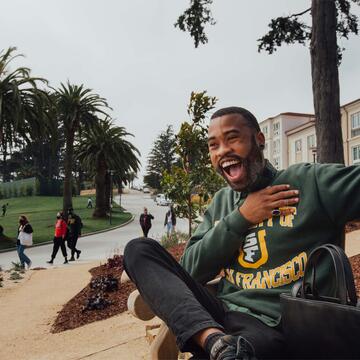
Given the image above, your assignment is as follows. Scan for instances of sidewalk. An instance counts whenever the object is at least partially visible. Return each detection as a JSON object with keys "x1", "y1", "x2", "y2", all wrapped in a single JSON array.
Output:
[{"x1": 0, "y1": 262, "x2": 157, "y2": 360}]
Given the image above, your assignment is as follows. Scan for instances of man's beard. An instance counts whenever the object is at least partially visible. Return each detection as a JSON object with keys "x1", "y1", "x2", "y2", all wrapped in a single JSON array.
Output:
[{"x1": 216, "y1": 142, "x2": 265, "y2": 191}]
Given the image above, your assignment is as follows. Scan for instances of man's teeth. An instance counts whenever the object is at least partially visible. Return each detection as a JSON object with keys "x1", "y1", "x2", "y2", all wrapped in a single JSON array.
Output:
[{"x1": 221, "y1": 159, "x2": 241, "y2": 169}]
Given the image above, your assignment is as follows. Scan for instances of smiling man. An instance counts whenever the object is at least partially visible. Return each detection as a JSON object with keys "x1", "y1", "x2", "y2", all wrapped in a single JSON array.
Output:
[{"x1": 124, "y1": 107, "x2": 360, "y2": 359}]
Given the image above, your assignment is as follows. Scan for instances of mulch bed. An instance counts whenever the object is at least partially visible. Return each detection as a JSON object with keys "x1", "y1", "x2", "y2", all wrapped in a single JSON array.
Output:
[
  {"x1": 52, "y1": 224, "x2": 360, "y2": 333},
  {"x1": 345, "y1": 219, "x2": 360, "y2": 233},
  {"x1": 51, "y1": 243, "x2": 187, "y2": 333}
]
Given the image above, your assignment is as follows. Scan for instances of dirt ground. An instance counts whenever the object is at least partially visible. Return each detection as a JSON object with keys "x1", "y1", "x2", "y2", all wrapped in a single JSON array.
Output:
[{"x1": 0, "y1": 262, "x2": 159, "y2": 360}]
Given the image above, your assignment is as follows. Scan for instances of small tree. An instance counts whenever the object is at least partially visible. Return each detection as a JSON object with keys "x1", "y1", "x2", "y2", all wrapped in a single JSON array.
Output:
[{"x1": 162, "y1": 91, "x2": 225, "y2": 236}]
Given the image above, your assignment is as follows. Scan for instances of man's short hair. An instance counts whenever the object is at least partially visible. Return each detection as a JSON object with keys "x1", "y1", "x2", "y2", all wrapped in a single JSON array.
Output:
[{"x1": 211, "y1": 106, "x2": 261, "y2": 132}]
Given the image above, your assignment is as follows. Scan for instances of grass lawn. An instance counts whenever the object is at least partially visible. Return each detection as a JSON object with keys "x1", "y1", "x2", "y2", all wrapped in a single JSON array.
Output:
[{"x1": 0, "y1": 196, "x2": 132, "y2": 250}]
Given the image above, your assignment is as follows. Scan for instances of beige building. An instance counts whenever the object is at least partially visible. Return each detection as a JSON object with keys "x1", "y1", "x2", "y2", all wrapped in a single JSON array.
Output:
[
  {"x1": 259, "y1": 113, "x2": 314, "y2": 169},
  {"x1": 285, "y1": 98, "x2": 360, "y2": 167},
  {"x1": 286, "y1": 121, "x2": 316, "y2": 165},
  {"x1": 342, "y1": 98, "x2": 360, "y2": 166}
]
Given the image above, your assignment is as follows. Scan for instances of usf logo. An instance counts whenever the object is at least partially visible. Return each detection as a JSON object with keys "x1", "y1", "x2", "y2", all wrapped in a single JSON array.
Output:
[{"x1": 238, "y1": 230, "x2": 268, "y2": 269}]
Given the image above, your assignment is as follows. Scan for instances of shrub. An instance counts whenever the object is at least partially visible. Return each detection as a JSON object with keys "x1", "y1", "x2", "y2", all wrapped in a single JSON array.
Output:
[
  {"x1": 160, "y1": 230, "x2": 188, "y2": 249},
  {"x1": 26, "y1": 185, "x2": 34, "y2": 196}
]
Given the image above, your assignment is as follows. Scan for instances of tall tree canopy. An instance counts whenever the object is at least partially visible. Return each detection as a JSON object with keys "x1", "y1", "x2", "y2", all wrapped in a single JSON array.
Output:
[
  {"x1": 76, "y1": 118, "x2": 140, "y2": 218},
  {"x1": 0, "y1": 47, "x2": 49, "y2": 181},
  {"x1": 144, "y1": 125, "x2": 177, "y2": 190},
  {"x1": 55, "y1": 82, "x2": 109, "y2": 212},
  {"x1": 176, "y1": 0, "x2": 360, "y2": 164}
]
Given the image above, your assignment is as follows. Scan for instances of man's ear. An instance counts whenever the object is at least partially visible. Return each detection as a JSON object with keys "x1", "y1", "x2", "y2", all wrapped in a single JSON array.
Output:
[{"x1": 256, "y1": 132, "x2": 265, "y2": 149}]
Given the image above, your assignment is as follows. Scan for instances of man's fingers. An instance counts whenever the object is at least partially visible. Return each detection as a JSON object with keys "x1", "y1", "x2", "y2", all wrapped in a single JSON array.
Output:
[
  {"x1": 271, "y1": 189, "x2": 299, "y2": 201},
  {"x1": 273, "y1": 197, "x2": 299, "y2": 209},
  {"x1": 265, "y1": 184, "x2": 290, "y2": 194}
]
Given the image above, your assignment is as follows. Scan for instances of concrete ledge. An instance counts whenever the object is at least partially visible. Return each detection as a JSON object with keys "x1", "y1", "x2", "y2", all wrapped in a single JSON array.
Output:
[{"x1": 0, "y1": 214, "x2": 135, "y2": 253}]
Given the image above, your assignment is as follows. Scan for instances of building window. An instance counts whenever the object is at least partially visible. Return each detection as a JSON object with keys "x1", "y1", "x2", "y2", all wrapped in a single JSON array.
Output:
[
  {"x1": 273, "y1": 156, "x2": 280, "y2": 169},
  {"x1": 295, "y1": 139, "x2": 302, "y2": 152},
  {"x1": 273, "y1": 122, "x2": 280, "y2": 136},
  {"x1": 352, "y1": 145, "x2": 360, "y2": 164},
  {"x1": 262, "y1": 126, "x2": 268, "y2": 136},
  {"x1": 295, "y1": 139, "x2": 302, "y2": 163},
  {"x1": 273, "y1": 139, "x2": 280, "y2": 155},
  {"x1": 351, "y1": 112, "x2": 360, "y2": 137},
  {"x1": 307, "y1": 134, "x2": 316, "y2": 149}
]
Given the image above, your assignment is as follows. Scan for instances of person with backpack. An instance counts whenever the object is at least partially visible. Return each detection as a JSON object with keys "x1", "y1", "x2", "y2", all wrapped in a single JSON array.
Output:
[
  {"x1": 67, "y1": 208, "x2": 83, "y2": 261},
  {"x1": 47, "y1": 212, "x2": 68, "y2": 264},
  {"x1": 16, "y1": 215, "x2": 33, "y2": 269}
]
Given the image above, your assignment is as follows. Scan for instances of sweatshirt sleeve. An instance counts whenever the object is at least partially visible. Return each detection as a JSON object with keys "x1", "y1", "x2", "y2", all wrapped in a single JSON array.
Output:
[
  {"x1": 180, "y1": 194, "x2": 251, "y2": 284},
  {"x1": 315, "y1": 163, "x2": 360, "y2": 225}
]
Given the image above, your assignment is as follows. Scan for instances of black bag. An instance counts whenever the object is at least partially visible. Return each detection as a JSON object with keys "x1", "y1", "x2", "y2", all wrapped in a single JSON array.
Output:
[{"x1": 280, "y1": 244, "x2": 360, "y2": 359}]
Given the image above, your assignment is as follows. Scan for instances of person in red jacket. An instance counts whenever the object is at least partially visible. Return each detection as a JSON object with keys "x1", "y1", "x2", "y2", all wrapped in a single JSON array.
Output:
[{"x1": 47, "y1": 211, "x2": 68, "y2": 264}]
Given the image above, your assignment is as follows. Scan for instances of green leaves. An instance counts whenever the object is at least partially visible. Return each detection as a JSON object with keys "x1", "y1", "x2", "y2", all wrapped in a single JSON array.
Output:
[
  {"x1": 257, "y1": 16, "x2": 311, "y2": 54},
  {"x1": 161, "y1": 91, "x2": 225, "y2": 236},
  {"x1": 175, "y1": 0, "x2": 216, "y2": 48}
]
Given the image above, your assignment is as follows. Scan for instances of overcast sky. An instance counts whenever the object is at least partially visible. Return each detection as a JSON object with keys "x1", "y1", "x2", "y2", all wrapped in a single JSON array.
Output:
[{"x1": 1, "y1": 1, "x2": 360, "y2": 183}]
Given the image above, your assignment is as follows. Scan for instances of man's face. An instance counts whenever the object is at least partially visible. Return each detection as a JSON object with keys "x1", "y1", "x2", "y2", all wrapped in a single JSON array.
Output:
[{"x1": 208, "y1": 114, "x2": 265, "y2": 191}]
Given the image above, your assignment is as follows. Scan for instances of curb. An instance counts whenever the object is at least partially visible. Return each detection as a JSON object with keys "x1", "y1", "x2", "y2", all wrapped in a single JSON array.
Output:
[{"x1": 0, "y1": 214, "x2": 135, "y2": 254}]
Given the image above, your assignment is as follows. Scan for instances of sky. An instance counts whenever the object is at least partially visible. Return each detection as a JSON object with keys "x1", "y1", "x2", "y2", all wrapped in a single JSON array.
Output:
[{"x1": 1, "y1": 1, "x2": 360, "y2": 184}]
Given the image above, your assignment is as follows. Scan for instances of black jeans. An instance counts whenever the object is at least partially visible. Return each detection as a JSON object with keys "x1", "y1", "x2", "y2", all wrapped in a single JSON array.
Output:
[
  {"x1": 141, "y1": 226, "x2": 150, "y2": 237},
  {"x1": 51, "y1": 236, "x2": 67, "y2": 259},
  {"x1": 67, "y1": 234, "x2": 80, "y2": 257},
  {"x1": 123, "y1": 238, "x2": 286, "y2": 359}
]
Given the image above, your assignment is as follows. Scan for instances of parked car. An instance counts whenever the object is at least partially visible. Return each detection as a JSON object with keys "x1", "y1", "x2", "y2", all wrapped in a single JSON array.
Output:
[
  {"x1": 143, "y1": 187, "x2": 150, "y2": 193},
  {"x1": 155, "y1": 194, "x2": 171, "y2": 206}
]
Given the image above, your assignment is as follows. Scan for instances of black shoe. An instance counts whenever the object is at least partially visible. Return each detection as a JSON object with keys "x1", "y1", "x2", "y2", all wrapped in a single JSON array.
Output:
[
  {"x1": 47, "y1": 259, "x2": 53, "y2": 264},
  {"x1": 69, "y1": 257, "x2": 75, "y2": 261},
  {"x1": 210, "y1": 335, "x2": 256, "y2": 360},
  {"x1": 76, "y1": 250, "x2": 81, "y2": 259},
  {"x1": 63, "y1": 259, "x2": 68, "y2": 264}
]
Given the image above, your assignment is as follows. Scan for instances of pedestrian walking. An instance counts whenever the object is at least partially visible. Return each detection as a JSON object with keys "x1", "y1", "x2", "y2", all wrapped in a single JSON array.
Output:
[
  {"x1": 86, "y1": 197, "x2": 93, "y2": 208},
  {"x1": 164, "y1": 205, "x2": 176, "y2": 238},
  {"x1": 139, "y1": 207, "x2": 154, "y2": 237},
  {"x1": 67, "y1": 208, "x2": 82, "y2": 261},
  {"x1": 2, "y1": 203, "x2": 8, "y2": 216},
  {"x1": 47, "y1": 212, "x2": 68, "y2": 264},
  {"x1": 16, "y1": 215, "x2": 33, "y2": 269}
]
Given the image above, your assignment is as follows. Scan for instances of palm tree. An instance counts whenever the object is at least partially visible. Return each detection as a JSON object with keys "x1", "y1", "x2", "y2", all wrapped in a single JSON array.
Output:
[
  {"x1": 55, "y1": 82, "x2": 109, "y2": 212},
  {"x1": 76, "y1": 118, "x2": 140, "y2": 218},
  {"x1": 0, "y1": 47, "x2": 48, "y2": 181}
]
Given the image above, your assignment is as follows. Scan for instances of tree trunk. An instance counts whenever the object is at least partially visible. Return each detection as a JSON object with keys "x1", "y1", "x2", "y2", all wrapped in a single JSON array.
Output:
[
  {"x1": 76, "y1": 165, "x2": 84, "y2": 196},
  {"x1": 2, "y1": 148, "x2": 9, "y2": 182},
  {"x1": 93, "y1": 160, "x2": 108, "y2": 218},
  {"x1": 105, "y1": 172, "x2": 110, "y2": 212},
  {"x1": 310, "y1": 0, "x2": 344, "y2": 164},
  {"x1": 188, "y1": 195, "x2": 192, "y2": 237},
  {"x1": 63, "y1": 134, "x2": 74, "y2": 212}
]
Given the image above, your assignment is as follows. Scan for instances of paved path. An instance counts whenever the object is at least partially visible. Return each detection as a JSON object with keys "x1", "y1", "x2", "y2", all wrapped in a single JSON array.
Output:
[{"x1": 0, "y1": 190, "x2": 188, "y2": 270}]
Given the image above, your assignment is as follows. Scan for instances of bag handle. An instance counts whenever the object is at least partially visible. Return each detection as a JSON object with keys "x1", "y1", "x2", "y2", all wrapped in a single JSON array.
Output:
[
  {"x1": 325, "y1": 244, "x2": 357, "y2": 306},
  {"x1": 300, "y1": 244, "x2": 357, "y2": 306}
]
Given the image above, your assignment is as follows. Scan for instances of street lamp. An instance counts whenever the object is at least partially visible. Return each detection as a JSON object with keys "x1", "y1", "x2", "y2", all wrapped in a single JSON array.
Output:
[
  {"x1": 310, "y1": 147, "x2": 317, "y2": 163},
  {"x1": 109, "y1": 170, "x2": 114, "y2": 225}
]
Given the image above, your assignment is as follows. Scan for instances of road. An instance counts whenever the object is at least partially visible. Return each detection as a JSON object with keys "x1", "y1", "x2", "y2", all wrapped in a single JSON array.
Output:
[{"x1": 0, "y1": 190, "x2": 189, "y2": 270}]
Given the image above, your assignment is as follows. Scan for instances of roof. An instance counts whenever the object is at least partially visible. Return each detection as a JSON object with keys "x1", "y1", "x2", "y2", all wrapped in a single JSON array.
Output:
[
  {"x1": 341, "y1": 98, "x2": 360, "y2": 109},
  {"x1": 285, "y1": 120, "x2": 316, "y2": 135},
  {"x1": 259, "y1": 112, "x2": 314, "y2": 124}
]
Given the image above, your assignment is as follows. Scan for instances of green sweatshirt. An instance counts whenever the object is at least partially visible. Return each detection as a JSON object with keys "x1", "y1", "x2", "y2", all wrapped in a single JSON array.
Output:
[{"x1": 180, "y1": 161, "x2": 360, "y2": 326}]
